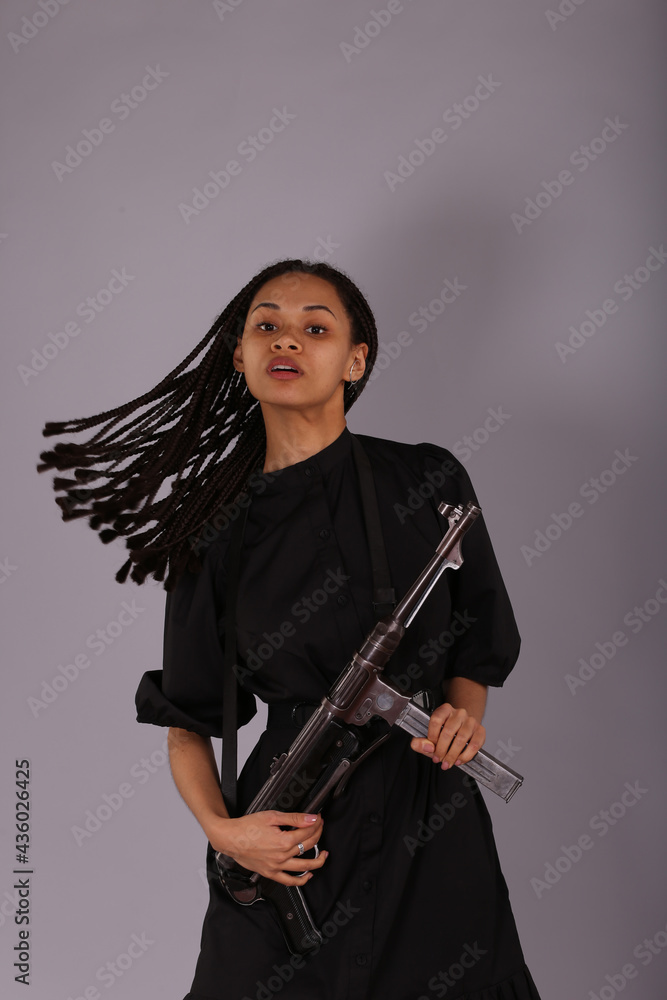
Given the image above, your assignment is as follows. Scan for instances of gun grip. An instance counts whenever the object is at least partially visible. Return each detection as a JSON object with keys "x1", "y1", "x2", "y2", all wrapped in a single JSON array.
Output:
[{"x1": 262, "y1": 880, "x2": 323, "y2": 956}]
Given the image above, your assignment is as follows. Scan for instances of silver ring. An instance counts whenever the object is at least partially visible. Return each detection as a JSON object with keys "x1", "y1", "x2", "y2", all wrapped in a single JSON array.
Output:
[
  {"x1": 294, "y1": 843, "x2": 320, "y2": 877},
  {"x1": 297, "y1": 843, "x2": 305, "y2": 856}
]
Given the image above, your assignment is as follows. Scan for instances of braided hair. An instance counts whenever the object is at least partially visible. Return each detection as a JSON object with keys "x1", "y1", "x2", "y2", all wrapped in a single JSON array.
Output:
[{"x1": 37, "y1": 258, "x2": 379, "y2": 590}]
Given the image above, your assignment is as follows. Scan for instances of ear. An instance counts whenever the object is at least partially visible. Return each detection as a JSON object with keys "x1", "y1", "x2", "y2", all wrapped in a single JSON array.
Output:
[
  {"x1": 352, "y1": 342, "x2": 369, "y2": 377},
  {"x1": 233, "y1": 337, "x2": 244, "y2": 372}
]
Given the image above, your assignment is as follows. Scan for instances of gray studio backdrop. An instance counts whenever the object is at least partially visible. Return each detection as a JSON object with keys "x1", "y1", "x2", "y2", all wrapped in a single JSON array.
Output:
[{"x1": 2, "y1": 1, "x2": 666, "y2": 998}]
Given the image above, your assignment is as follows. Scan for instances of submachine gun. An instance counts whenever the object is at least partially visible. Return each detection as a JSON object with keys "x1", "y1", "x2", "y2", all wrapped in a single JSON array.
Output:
[{"x1": 215, "y1": 500, "x2": 523, "y2": 955}]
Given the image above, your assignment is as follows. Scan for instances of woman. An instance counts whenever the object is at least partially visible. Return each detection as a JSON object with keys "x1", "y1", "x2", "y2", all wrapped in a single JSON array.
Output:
[{"x1": 39, "y1": 259, "x2": 542, "y2": 999}]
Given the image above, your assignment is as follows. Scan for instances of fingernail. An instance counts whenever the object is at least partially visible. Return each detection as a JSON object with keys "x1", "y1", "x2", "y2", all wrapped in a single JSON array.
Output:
[
  {"x1": 304, "y1": 815, "x2": 318, "y2": 822},
  {"x1": 441, "y1": 761, "x2": 450, "y2": 770},
  {"x1": 423, "y1": 741, "x2": 434, "y2": 752},
  {"x1": 431, "y1": 755, "x2": 440, "y2": 763}
]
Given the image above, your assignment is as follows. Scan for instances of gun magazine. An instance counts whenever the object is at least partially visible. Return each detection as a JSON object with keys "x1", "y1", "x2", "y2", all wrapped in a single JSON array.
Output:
[
  {"x1": 457, "y1": 752, "x2": 523, "y2": 803},
  {"x1": 396, "y1": 700, "x2": 524, "y2": 802}
]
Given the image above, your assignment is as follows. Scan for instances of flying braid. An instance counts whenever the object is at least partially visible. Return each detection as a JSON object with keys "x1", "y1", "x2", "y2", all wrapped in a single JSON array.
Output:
[{"x1": 37, "y1": 258, "x2": 379, "y2": 589}]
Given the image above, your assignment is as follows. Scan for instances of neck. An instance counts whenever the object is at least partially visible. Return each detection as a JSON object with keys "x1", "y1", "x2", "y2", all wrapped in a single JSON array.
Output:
[{"x1": 261, "y1": 404, "x2": 348, "y2": 473}]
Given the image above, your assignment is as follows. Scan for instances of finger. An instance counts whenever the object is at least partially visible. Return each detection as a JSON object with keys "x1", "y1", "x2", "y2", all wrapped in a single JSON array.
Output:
[
  {"x1": 436, "y1": 732, "x2": 466, "y2": 768},
  {"x1": 260, "y1": 849, "x2": 329, "y2": 885},
  {"x1": 433, "y1": 706, "x2": 477, "y2": 761},
  {"x1": 427, "y1": 703, "x2": 454, "y2": 748},
  {"x1": 268, "y1": 869, "x2": 318, "y2": 888},
  {"x1": 410, "y1": 737, "x2": 435, "y2": 755},
  {"x1": 438, "y1": 721, "x2": 476, "y2": 768},
  {"x1": 282, "y1": 828, "x2": 322, "y2": 857},
  {"x1": 231, "y1": 842, "x2": 327, "y2": 881},
  {"x1": 429, "y1": 708, "x2": 467, "y2": 760},
  {"x1": 281, "y1": 849, "x2": 329, "y2": 874},
  {"x1": 431, "y1": 711, "x2": 470, "y2": 760},
  {"x1": 279, "y1": 813, "x2": 321, "y2": 828},
  {"x1": 271, "y1": 811, "x2": 321, "y2": 830},
  {"x1": 455, "y1": 725, "x2": 486, "y2": 765}
]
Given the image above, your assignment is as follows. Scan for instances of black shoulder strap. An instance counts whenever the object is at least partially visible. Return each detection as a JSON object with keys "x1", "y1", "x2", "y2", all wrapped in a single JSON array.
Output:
[
  {"x1": 349, "y1": 433, "x2": 396, "y2": 615},
  {"x1": 221, "y1": 500, "x2": 250, "y2": 817},
  {"x1": 220, "y1": 434, "x2": 395, "y2": 810}
]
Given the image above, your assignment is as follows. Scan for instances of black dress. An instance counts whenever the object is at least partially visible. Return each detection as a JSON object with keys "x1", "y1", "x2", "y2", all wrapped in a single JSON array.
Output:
[{"x1": 135, "y1": 426, "x2": 542, "y2": 1000}]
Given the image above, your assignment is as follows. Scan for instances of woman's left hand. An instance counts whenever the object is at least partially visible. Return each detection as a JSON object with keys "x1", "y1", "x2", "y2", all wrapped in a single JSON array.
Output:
[{"x1": 409, "y1": 702, "x2": 486, "y2": 770}]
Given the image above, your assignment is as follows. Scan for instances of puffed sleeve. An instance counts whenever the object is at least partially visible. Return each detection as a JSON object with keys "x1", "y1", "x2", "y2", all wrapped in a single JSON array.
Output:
[
  {"x1": 416, "y1": 442, "x2": 521, "y2": 687},
  {"x1": 135, "y1": 541, "x2": 257, "y2": 736}
]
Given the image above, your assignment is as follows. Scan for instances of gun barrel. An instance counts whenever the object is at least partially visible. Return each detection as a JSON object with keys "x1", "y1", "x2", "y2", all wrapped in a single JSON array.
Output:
[{"x1": 393, "y1": 502, "x2": 480, "y2": 628}]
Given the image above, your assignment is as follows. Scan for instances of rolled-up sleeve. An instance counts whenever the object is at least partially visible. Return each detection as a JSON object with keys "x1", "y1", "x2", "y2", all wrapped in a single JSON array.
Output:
[
  {"x1": 416, "y1": 442, "x2": 521, "y2": 687},
  {"x1": 135, "y1": 541, "x2": 257, "y2": 736}
]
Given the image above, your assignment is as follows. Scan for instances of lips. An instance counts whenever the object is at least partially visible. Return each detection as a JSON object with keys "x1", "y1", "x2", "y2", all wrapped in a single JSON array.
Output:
[{"x1": 267, "y1": 357, "x2": 302, "y2": 379}]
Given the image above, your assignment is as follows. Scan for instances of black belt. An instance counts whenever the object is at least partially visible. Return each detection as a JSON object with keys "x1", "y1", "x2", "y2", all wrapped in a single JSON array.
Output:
[
  {"x1": 267, "y1": 702, "x2": 319, "y2": 730},
  {"x1": 266, "y1": 688, "x2": 438, "y2": 732}
]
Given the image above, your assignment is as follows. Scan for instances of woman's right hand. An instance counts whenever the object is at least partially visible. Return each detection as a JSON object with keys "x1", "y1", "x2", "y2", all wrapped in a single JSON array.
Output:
[{"x1": 209, "y1": 810, "x2": 327, "y2": 886}]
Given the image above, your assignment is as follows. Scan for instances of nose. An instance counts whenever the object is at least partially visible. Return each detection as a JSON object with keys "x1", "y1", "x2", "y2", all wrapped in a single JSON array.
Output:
[{"x1": 271, "y1": 328, "x2": 302, "y2": 351}]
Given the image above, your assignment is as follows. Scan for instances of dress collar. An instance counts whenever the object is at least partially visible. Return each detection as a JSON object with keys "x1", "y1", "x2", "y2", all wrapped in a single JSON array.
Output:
[{"x1": 255, "y1": 425, "x2": 353, "y2": 492}]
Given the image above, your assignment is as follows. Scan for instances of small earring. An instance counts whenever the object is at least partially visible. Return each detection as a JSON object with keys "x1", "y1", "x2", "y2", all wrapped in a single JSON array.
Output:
[{"x1": 348, "y1": 361, "x2": 359, "y2": 387}]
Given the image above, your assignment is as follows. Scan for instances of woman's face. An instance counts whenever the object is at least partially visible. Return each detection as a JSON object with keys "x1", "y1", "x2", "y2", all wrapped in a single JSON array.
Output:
[{"x1": 233, "y1": 272, "x2": 368, "y2": 412}]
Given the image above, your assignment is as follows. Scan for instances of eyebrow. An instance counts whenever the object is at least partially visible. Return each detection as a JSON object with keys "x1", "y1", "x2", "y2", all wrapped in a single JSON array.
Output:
[{"x1": 250, "y1": 301, "x2": 337, "y2": 319}]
